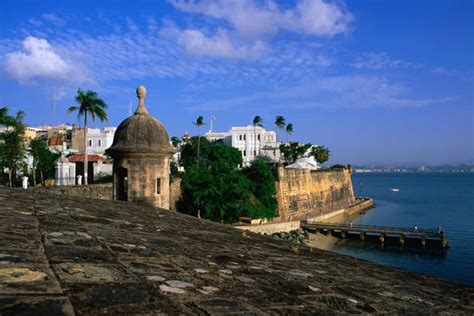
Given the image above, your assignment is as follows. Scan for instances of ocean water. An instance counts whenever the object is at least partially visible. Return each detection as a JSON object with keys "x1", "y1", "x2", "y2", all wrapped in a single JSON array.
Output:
[{"x1": 331, "y1": 172, "x2": 474, "y2": 286}]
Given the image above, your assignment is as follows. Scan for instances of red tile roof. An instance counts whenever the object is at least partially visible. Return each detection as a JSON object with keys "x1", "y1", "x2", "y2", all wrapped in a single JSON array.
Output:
[{"x1": 68, "y1": 154, "x2": 107, "y2": 162}]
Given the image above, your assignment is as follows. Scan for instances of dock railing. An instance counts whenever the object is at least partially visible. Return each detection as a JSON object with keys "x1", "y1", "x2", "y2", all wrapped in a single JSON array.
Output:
[{"x1": 301, "y1": 220, "x2": 449, "y2": 248}]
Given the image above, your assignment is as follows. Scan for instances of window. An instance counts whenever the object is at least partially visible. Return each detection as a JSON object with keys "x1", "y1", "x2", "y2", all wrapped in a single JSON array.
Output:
[
  {"x1": 98, "y1": 139, "x2": 102, "y2": 147},
  {"x1": 88, "y1": 139, "x2": 93, "y2": 147},
  {"x1": 243, "y1": 150, "x2": 246, "y2": 157},
  {"x1": 156, "y1": 178, "x2": 161, "y2": 195},
  {"x1": 239, "y1": 135, "x2": 242, "y2": 141},
  {"x1": 243, "y1": 135, "x2": 246, "y2": 141},
  {"x1": 257, "y1": 134, "x2": 260, "y2": 141}
]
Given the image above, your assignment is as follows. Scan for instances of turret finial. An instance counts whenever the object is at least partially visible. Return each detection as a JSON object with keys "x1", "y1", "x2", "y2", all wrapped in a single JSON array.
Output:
[{"x1": 135, "y1": 85, "x2": 148, "y2": 115}]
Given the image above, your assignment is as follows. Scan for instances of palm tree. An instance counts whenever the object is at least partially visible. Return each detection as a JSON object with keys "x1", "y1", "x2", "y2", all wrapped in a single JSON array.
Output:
[
  {"x1": 252, "y1": 115, "x2": 263, "y2": 158},
  {"x1": 193, "y1": 116, "x2": 205, "y2": 163},
  {"x1": 274, "y1": 115, "x2": 286, "y2": 163},
  {"x1": 285, "y1": 123, "x2": 293, "y2": 143},
  {"x1": 68, "y1": 89, "x2": 108, "y2": 185},
  {"x1": 275, "y1": 115, "x2": 286, "y2": 139}
]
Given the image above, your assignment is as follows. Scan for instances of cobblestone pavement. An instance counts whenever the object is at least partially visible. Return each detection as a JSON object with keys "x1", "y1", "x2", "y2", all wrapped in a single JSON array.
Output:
[{"x1": 0, "y1": 187, "x2": 473, "y2": 315}]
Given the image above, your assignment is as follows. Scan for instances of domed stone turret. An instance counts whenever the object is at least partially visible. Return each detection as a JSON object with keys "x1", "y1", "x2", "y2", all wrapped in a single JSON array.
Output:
[
  {"x1": 106, "y1": 86, "x2": 175, "y2": 209},
  {"x1": 107, "y1": 86, "x2": 174, "y2": 156}
]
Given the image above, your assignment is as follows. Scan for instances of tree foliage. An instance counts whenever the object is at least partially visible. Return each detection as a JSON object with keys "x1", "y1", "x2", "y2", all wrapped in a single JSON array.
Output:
[
  {"x1": 310, "y1": 145, "x2": 330, "y2": 164},
  {"x1": 242, "y1": 156, "x2": 277, "y2": 219},
  {"x1": 285, "y1": 123, "x2": 293, "y2": 142},
  {"x1": 179, "y1": 136, "x2": 212, "y2": 170},
  {"x1": 29, "y1": 137, "x2": 60, "y2": 186},
  {"x1": 67, "y1": 89, "x2": 108, "y2": 122},
  {"x1": 0, "y1": 107, "x2": 26, "y2": 187},
  {"x1": 180, "y1": 142, "x2": 251, "y2": 223},
  {"x1": 279, "y1": 142, "x2": 312, "y2": 164},
  {"x1": 275, "y1": 115, "x2": 286, "y2": 130},
  {"x1": 171, "y1": 136, "x2": 182, "y2": 148},
  {"x1": 178, "y1": 141, "x2": 278, "y2": 223}
]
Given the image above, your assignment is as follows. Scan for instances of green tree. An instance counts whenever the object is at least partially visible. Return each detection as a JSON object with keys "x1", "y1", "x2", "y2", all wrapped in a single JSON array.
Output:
[
  {"x1": 279, "y1": 142, "x2": 312, "y2": 164},
  {"x1": 179, "y1": 136, "x2": 212, "y2": 170},
  {"x1": 285, "y1": 123, "x2": 293, "y2": 143},
  {"x1": 193, "y1": 116, "x2": 205, "y2": 163},
  {"x1": 252, "y1": 115, "x2": 263, "y2": 158},
  {"x1": 29, "y1": 137, "x2": 60, "y2": 186},
  {"x1": 171, "y1": 136, "x2": 182, "y2": 148},
  {"x1": 67, "y1": 89, "x2": 108, "y2": 185},
  {"x1": 0, "y1": 108, "x2": 26, "y2": 187},
  {"x1": 242, "y1": 156, "x2": 277, "y2": 219},
  {"x1": 310, "y1": 145, "x2": 330, "y2": 165},
  {"x1": 180, "y1": 142, "x2": 251, "y2": 223}
]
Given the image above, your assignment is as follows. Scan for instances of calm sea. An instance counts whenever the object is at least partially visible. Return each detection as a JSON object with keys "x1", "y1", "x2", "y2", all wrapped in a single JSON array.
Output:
[{"x1": 332, "y1": 172, "x2": 474, "y2": 286}]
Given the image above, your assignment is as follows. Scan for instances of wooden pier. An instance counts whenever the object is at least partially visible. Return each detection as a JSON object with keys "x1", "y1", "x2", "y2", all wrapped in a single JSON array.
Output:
[{"x1": 301, "y1": 221, "x2": 449, "y2": 249}]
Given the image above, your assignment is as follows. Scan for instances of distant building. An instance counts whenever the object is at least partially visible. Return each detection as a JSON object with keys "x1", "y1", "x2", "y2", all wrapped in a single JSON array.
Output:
[
  {"x1": 70, "y1": 126, "x2": 116, "y2": 155},
  {"x1": 205, "y1": 126, "x2": 280, "y2": 166},
  {"x1": 23, "y1": 127, "x2": 41, "y2": 144}
]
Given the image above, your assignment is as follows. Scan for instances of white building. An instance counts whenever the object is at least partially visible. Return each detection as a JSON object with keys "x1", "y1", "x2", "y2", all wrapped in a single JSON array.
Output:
[
  {"x1": 69, "y1": 127, "x2": 116, "y2": 155},
  {"x1": 87, "y1": 127, "x2": 116, "y2": 155},
  {"x1": 205, "y1": 126, "x2": 281, "y2": 166}
]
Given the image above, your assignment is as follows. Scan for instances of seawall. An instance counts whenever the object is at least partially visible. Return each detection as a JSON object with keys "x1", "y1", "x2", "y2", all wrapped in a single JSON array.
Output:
[
  {"x1": 275, "y1": 167, "x2": 356, "y2": 221},
  {"x1": 235, "y1": 198, "x2": 373, "y2": 234}
]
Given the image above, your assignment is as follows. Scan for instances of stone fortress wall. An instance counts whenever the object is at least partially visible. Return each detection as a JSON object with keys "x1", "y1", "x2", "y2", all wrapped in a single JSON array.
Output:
[
  {"x1": 36, "y1": 167, "x2": 357, "y2": 221},
  {"x1": 34, "y1": 179, "x2": 183, "y2": 209},
  {"x1": 275, "y1": 167, "x2": 356, "y2": 221},
  {"x1": 35, "y1": 183, "x2": 114, "y2": 200}
]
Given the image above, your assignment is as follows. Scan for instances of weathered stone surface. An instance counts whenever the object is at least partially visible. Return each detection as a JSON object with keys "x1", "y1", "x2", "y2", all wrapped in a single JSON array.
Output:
[
  {"x1": 0, "y1": 187, "x2": 473, "y2": 315},
  {"x1": 34, "y1": 183, "x2": 113, "y2": 200}
]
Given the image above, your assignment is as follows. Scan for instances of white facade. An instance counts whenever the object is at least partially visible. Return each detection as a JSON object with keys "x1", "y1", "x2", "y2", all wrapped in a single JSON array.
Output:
[
  {"x1": 93, "y1": 161, "x2": 113, "y2": 176},
  {"x1": 205, "y1": 126, "x2": 281, "y2": 166},
  {"x1": 86, "y1": 127, "x2": 116, "y2": 155},
  {"x1": 286, "y1": 157, "x2": 320, "y2": 170},
  {"x1": 55, "y1": 156, "x2": 76, "y2": 186}
]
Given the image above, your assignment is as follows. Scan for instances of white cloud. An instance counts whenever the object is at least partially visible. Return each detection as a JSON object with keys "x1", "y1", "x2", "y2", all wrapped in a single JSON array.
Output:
[
  {"x1": 352, "y1": 52, "x2": 423, "y2": 71},
  {"x1": 170, "y1": 0, "x2": 353, "y2": 39},
  {"x1": 42, "y1": 13, "x2": 67, "y2": 26},
  {"x1": 29, "y1": 18, "x2": 43, "y2": 27},
  {"x1": 431, "y1": 66, "x2": 459, "y2": 76},
  {"x1": 185, "y1": 75, "x2": 454, "y2": 111},
  {"x1": 163, "y1": 27, "x2": 268, "y2": 59},
  {"x1": 126, "y1": 17, "x2": 139, "y2": 31},
  {"x1": 287, "y1": 0, "x2": 354, "y2": 36},
  {"x1": 4, "y1": 36, "x2": 89, "y2": 84}
]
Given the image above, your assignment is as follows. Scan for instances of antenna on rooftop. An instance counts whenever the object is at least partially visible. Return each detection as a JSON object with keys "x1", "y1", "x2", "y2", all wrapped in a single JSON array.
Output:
[
  {"x1": 52, "y1": 89, "x2": 56, "y2": 126},
  {"x1": 210, "y1": 115, "x2": 216, "y2": 132}
]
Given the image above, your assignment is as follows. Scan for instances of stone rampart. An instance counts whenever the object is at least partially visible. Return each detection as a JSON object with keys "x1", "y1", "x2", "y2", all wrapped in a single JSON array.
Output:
[
  {"x1": 33, "y1": 183, "x2": 113, "y2": 201},
  {"x1": 275, "y1": 167, "x2": 356, "y2": 221},
  {"x1": 169, "y1": 178, "x2": 182, "y2": 211}
]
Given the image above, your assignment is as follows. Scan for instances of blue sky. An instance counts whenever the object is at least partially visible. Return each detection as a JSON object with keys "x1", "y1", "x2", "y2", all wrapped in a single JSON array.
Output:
[{"x1": 0, "y1": 0, "x2": 472, "y2": 165}]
